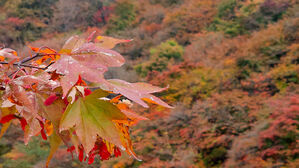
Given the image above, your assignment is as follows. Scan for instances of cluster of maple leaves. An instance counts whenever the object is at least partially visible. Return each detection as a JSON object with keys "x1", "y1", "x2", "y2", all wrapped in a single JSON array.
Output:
[{"x1": 0, "y1": 32, "x2": 171, "y2": 167}]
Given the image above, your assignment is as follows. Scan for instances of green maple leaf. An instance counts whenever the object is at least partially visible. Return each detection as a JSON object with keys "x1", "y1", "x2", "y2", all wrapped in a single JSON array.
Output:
[
  {"x1": 59, "y1": 89, "x2": 127, "y2": 153},
  {"x1": 46, "y1": 132, "x2": 62, "y2": 168}
]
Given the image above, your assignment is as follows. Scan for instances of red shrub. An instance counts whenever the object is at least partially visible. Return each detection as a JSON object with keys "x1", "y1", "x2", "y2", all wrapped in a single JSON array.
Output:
[
  {"x1": 5, "y1": 17, "x2": 25, "y2": 26},
  {"x1": 259, "y1": 95, "x2": 299, "y2": 160}
]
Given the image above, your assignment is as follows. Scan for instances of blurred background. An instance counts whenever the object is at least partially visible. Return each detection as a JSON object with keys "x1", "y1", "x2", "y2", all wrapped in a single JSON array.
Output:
[{"x1": 0, "y1": 0, "x2": 298, "y2": 167}]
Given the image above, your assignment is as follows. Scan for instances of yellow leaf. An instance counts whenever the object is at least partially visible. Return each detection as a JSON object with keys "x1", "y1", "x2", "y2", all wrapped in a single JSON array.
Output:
[
  {"x1": 46, "y1": 132, "x2": 62, "y2": 168},
  {"x1": 0, "y1": 122, "x2": 11, "y2": 138},
  {"x1": 45, "y1": 120, "x2": 53, "y2": 136},
  {"x1": 59, "y1": 89, "x2": 127, "y2": 154},
  {"x1": 95, "y1": 36, "x2": 132, "y2": 49},
  {"x1": 115, "y1": 123, "x2": 140, "y2": 161},
  {"x1": 0, "y1": 107, "x2": 16, "y2": 139}
]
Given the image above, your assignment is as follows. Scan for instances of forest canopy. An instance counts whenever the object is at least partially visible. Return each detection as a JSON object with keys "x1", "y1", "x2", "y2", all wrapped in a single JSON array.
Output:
[{"x1": 0, "y1": 0, "x2": 298, "y2": 167}]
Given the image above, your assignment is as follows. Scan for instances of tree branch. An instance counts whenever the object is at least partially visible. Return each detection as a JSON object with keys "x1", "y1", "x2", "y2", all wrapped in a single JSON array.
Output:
[
  {"x1": 19, "y1": 52, "x2": 60, "y2": 64},
  {"x1": 0, "y1": 61, "x2": 53, "y2": 70},
  {"x1": 18, "y1": 53, "x2": 42, "y2": 65}
]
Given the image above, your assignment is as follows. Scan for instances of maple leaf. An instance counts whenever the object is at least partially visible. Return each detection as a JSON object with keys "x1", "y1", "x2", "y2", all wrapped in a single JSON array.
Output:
[
  {"x1": 0, "y1": 48, "x2": 19, "y2": 61},
  {"x1": 59, "y1": 35, "x2": 85, "y2": 54},
  {"x1": 114, "y1": 122, "x2": 140, "y2": 160},
  {"x1": 47, "y1": 36, "x2": 125, "y2": 97},
  {"x1": 45, "y1": 120, "x2": 53, "y2": 136},
  {"x1": 0, "y1": 32, "x2": 172, "y2": 167},
  {"x1": 37, "y1": 94, "x2": 65, "y2": 131},
  {"x1": 37, "y1": 93, "x2": 70, "y2": 163},
  {"x1": 116, "y1": 103, "x2": 148, "y2": 125},
  {"x1": 73, "y1": 43, "x2": 125, "y2": 67},
  {"x1": 6, "y1": 80, "x2": 39, "y2": 119},
  {"x1": 47, "y1": 55, "x2": 106, "y2": 97},
  {"x1": 20, "y1": 114, "x2": 41, "y2": 144},
  {"x1": 95, "y1": 35, "x2": 132, "y2": 49},
  {"x1": 4, "y1": 75, "x2": 58, "y2": 118},
  {"x1": 100, "y1": 79, "x2": 173, "y2": 108},
  {"x1": 46, "y1": 132, "x2": 62, "y2": 168},
  {"x1": 0, "y1": 107, "x2": 16, "y2": 138},
  {"x1": 86, "y1": 31, "x2": 132, "y2": 49},
  {"x1": 3, "y1": 75, "x2": 59, "y2": 143},
  {"x1": 59, "y1": 89, "x2": 127, "y2": 153},
  {"x1": 29, "y1": 46, "x2": 60, "y2": 65}
]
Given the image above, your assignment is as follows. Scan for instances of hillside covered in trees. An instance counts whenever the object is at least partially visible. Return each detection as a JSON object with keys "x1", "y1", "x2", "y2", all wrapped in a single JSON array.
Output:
[{"x1": 0, "y1": 0, "x2": 298, "y2": 167}]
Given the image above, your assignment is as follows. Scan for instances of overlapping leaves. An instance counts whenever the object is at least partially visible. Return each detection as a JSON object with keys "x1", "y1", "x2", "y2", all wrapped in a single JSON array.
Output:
[
  {"x1": 60, "y1": 89, "x2": 127, "y2": 154},
  {"x1": 0, "y1": 32, "x2": 172, "y2": 167},
  {"x1": 47, "y1": 35, "x2": 125, "y2": 97}
]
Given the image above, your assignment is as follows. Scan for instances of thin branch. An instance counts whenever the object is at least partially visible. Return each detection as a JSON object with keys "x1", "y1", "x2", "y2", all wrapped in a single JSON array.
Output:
[
  {"x1": 2, "y1": 50, "x2": 60, "y2": 78},
  {"x1": 0, "y1": 62, "x2": 49, "y2": 70},
  {"x1": 8, "y1": 69, "x2": 19, "y2": 78},
  {"x1": 43, "y1": 62, "x2": 54, "y2": 70},
  {"x1": 18, "y1": 52, "x2": 61, "y2": 65},
  {"x1": 2, "y1": 61, "x2": 55, "y2": 78},
  {"x1": 18, "y1": 53, "x2": 42, "y2": 65},
  {"x1": 11, "y1": 68, "x2": 25, "y2": 79}
]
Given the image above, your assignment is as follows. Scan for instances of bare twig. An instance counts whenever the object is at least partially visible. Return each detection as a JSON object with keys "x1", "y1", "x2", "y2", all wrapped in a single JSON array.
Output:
[
  {"x1": 2, "y1": 49, "x2": 60, "y2": 78},
  {"x1": 18, "y1": 52, "x2": 60, "y2": 65},
  {"x1": 18, "y1": 53, "x2": 42, "y2": 65},
  {"x1": 0, "y1": 62, "x2": 51, "y2": 70},
  {"x1": 2, "y1": 60, "x2": 55, "y2": 78}
]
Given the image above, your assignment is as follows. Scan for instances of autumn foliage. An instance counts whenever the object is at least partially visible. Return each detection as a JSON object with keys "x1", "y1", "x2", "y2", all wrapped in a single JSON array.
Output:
[
  {"x1": 1, "y1": 0, "x2": 299, "y2": 167},
  {"x1": 0, "y1": 32, "x2": 171, "y2": 167}
]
